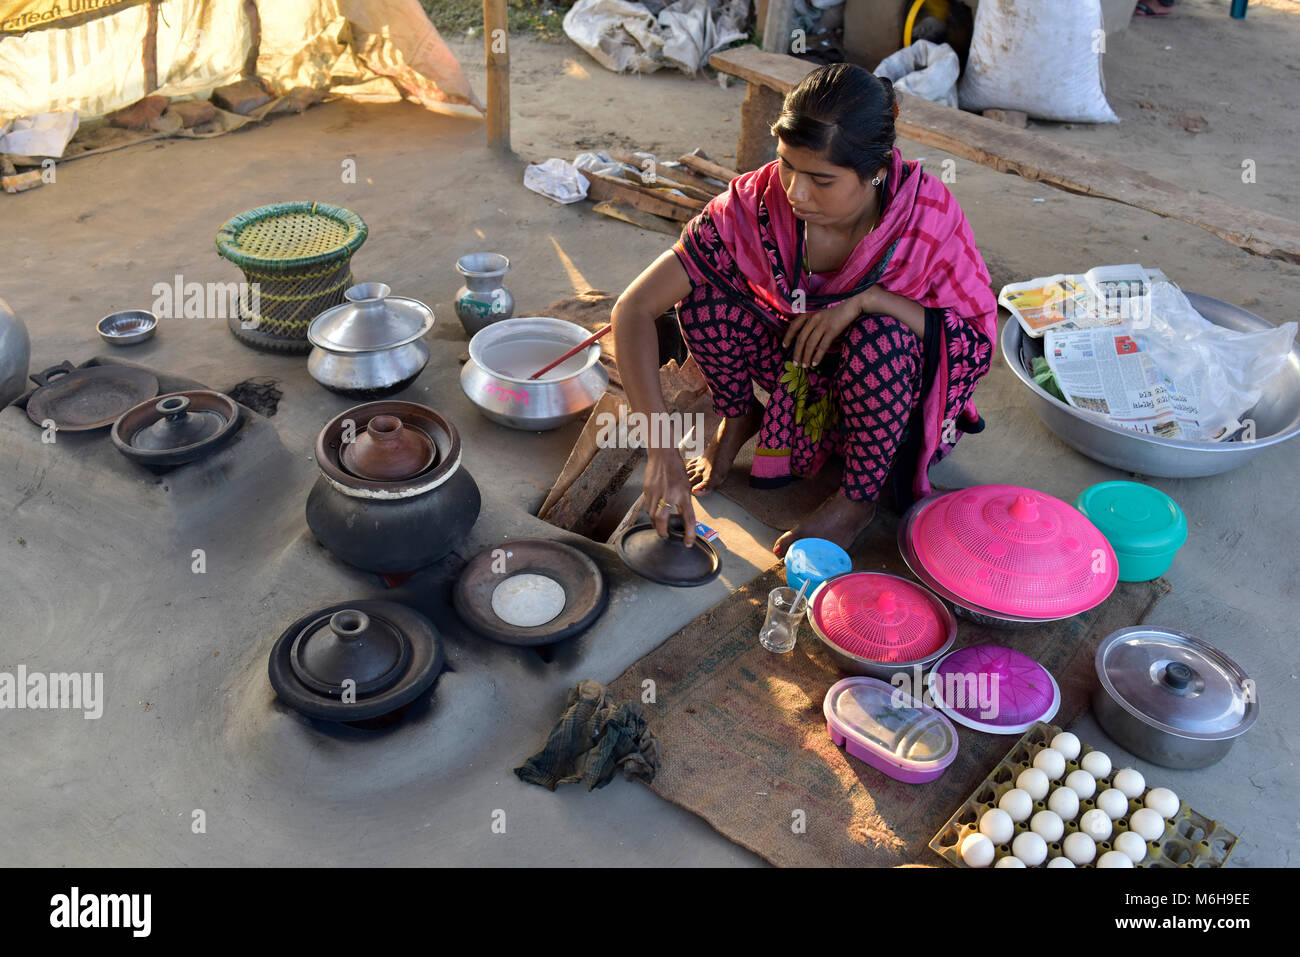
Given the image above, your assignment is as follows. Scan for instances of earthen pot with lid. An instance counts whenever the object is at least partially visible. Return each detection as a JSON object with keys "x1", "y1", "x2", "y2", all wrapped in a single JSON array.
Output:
[{"x1": 305, "y1": 400, "x2": 480, "y2": 574}]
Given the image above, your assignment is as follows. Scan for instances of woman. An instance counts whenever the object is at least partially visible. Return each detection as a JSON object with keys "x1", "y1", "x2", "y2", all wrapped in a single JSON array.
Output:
[{"x1": 611, "y1": 63, "x2": 996, "y2": 556}]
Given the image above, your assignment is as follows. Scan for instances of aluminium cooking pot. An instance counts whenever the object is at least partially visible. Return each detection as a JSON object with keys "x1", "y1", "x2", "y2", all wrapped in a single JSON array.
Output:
[
  {"x1": 307, "y1": 283, "x2": 433, "y2": 398},
  {"x1": 1092, "y1": 626, "x2": 1258, "y2": 769}
]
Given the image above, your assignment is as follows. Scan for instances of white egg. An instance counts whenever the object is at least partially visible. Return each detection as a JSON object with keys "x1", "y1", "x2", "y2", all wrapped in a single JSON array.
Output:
[
  {"x1": 1064, "y1": 769, "x2": 1097, "y2": 800},
  {"x1": 1113, "y1": 768, "x2": 1146, "y2": 799},
  {"x1": 1033, "y1": 748, "x2": 1067, "y2": 781},
  {"x1": 1048, "y1": 786, "x2": 1081, "y2": 821},
  {"x1": 1030, "y1": 809, "x2": 1064, "y2": 843},
  {"x1": 979, "y1": 807, "x2": 1015, "y2": 846},
  {"x1": 1017, "y1": 767, "x2": 1050, "y2": 801},
  {"x1": 1144, "y1": 787, "x2": 1181, "y2": 820},
  {"x1": 1080, "y1": 808, "x2": 1113, "y2": 842},
  {"x1": 1130, "y1": 807, "x2": 1167, "y2": 842},
  {"x1": 1114, "y1": 830, "x2": 1149, "y2": 864},
  {"x1": 1096, "y1": 788, "x2": 1130, "y2": 821},
  {"x1": 1046, "y1": 856, "x2": 1076, "y2": 868},
  {"x1": 960, "y1": 831, "x2": 996, "y2": 868},
  {"x1": 1012, "y1": 831, "x2": 1048, "y2": 867},
  {"x1": 1080, "y1": 750, "x2": 1112, "y2": 780},
  {"x1": 1097, "y1": 850, "x2": 1134, "y2": 868},
  {"x1": 1063, "y1": 831, "x2": 1096, "y2": 865},
  {"x1": 994, "y1": 856, "x2": 1026, "y2": 868},
  {"x1": 999, "y1": 788, "x2": 1034, "y2": 823},
  {"x1": 1051, "y1": 731, "x2": 1082, "y2": 761}
]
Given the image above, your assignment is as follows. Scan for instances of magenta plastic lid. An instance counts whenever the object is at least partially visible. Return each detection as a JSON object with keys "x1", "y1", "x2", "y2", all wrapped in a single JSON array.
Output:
[
  {"x1": 810, "y1": 572, "x2": 952, "y2": 663},
  {"x1": 905, "y1": 485, "x2": 1118, "y2": 619},
  {"x1": 824, "y1": 676, "x2": 958, "y2": 773},
  {"x1": 926, "y1": 645, "x2": 1061, "y2": 734}
]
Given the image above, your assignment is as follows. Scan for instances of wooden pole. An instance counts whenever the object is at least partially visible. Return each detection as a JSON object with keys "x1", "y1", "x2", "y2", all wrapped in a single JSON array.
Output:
[{"x1": 484, "y1": 0, "x2": 510, "y2": 151}]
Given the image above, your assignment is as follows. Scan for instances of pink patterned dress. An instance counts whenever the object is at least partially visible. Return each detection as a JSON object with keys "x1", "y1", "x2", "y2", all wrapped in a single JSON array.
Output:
[{"x1": 672, "y1": 148, "x2": 997, "y2": 506}]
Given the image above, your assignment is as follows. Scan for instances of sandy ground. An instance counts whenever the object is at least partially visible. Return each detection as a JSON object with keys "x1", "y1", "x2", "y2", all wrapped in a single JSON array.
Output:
[{"x1": 1, "y1": 3, "x2": 1297, "y2": 868}]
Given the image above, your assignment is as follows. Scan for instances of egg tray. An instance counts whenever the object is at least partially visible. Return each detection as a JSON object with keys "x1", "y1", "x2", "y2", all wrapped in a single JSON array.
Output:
[{"x1": 929, "y1": 721, "x2": 1237, "y2": 868}]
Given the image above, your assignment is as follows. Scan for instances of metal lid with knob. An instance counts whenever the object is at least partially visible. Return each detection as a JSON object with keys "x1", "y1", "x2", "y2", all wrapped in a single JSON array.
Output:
[{"x1": 1095, "y1": 626, "x2": 1257, "y2": 739}]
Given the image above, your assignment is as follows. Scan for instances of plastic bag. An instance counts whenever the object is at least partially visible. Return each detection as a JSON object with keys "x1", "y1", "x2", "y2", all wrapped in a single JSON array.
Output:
[
  {"x1": 523, "y1": 158, "x2": 590, "y2": 205},
  {"x1": 958, "y1": 0, "x2": 1118, "y2": 123},
  {"x1": 562, "y1": 0, "x2": 747, "y2": 75},
  {"x1": 873, "y1": 40, "x2": 959, "y2": 109},
  {"x1": 1134, "y1": 283, "x2": 1297, "y2": 440}
]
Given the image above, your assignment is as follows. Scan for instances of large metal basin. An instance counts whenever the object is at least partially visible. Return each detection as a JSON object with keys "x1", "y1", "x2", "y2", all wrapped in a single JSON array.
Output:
[
  {"x1": 461, "y1": 316, "x2": 608, "y2": 431},
  {"x1": 1001, "y1": 292, "x2": 1300, "y2": 477}
]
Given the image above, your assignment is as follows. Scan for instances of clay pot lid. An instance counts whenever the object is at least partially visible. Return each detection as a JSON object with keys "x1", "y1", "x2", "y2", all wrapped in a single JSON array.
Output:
[
  {"x1": 453, "y1": 540, "x2": 608, "y2": 646},
  {"x1": 129, "y1": 394, "x2": 227, "y2": 450},
  {"x1": 268, "y1": 600, "x2": 444, "y2": 724},
  {"x1": 316, "y1": 401, "x2": 462, "y2": 499},
  {"x1": 341, "y1": 414, "x2": 437, "y2": 481},
  {"x1": 308, "y1": 283, "x2": 434, "y2": 354},
  {"x1": 617, "y1": 516, "x2": 720, "y2": 587},
  {"x1": 290, "y1": 609, "x2": 411, "y2": 697}
]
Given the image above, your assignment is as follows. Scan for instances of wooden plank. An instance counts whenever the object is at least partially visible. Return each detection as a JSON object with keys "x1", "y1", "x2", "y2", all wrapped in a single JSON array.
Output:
[
  {"x1": 708, "y1": 46, "x2": 1300, "y2": 263},
  {"x1": 484, "y1": 0, "x2": 509, "y2": 151},
  {"x1": 761, "y1": 0, "x2": 793, "y2": 54},
  {"x1": 677, "y1": 152, "x2": 739, "y2": 184},
  {"x1": 584, "y1": 175, "x2": 697, "y2": 222},
  {"x1": 539, "y1": 392, "x2": 624, "y2": 519},
  {"x1": 660, "y1": 163, "x2": 728, "y2": 196},
  {"x1": 593, "y1": 201, "x2": 682, "y2": 236},
  {"x1": 542, "y1": 445, "x2": 645, "y2": 538}
]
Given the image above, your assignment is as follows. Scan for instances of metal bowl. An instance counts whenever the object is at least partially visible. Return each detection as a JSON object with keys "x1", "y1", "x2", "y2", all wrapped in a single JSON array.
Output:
[
  {"x1": 1001, "y1": 292, "x2": 1300, "y2": 478},
  {"x1": 461, "y1": 316, "x2": 608, "y2": 430},
  {"x1": 806, "y1": 573, "x2": 958, "y2": 678},
  {"x1": 897, "y1": 496, "x2": 1079, "y2": 631},
  {"x1": 97, "y1": 310, "x2": 157, "y2": 347}
]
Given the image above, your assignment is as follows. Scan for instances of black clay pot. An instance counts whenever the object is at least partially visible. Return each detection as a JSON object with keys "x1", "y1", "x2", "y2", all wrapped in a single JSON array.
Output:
[{"x1": 305, "y1": 401, "x2": 481, "y2": 574}]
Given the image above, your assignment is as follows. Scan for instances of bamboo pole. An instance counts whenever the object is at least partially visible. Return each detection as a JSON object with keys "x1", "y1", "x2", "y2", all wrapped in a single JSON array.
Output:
[{"x1": 484, "y1": 0, "x2": 510, "y2": 151}]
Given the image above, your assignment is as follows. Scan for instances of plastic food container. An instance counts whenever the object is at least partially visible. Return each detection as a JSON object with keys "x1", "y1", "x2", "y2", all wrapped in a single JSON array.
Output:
[
  {"x1": 784, "y1": 538, "x2": 852, "y2": 594},
  {"x1": 824, "y1": 676, "x2": 958, "y2": 783},
  {"x1": 1074, "y1": 481, "x2": 1188, "y2": 582}
]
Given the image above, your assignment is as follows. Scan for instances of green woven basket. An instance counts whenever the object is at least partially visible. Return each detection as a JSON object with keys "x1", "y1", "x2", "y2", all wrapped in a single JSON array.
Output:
[{"x1": 215, "y1": 202, "x2": 368, "y2": 353}]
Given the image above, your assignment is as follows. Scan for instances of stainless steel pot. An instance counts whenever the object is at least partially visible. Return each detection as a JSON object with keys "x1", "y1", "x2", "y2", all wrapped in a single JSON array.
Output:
[
  {"x1": 1093, "y1": 626, "x2": 1258, "y2": 769},
  {"x1": 806, "y1": 573, "x2": 958, "y2": 679},
  {"x1": 308, "y1": 283, "x2": 433, "y2": 398},
  {"x1": 1001, "y1": 292, "x2": 1300, "y2": 478},
  {"x1": 461, "y1": 316, "x2": 608, "y2": 430},
  {"x1": 0, "y1": 296, "x2": 30, "y2": 407}
]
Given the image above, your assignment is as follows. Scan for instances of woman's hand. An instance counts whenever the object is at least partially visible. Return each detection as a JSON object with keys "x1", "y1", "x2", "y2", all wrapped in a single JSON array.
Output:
[
  {"x1": 783, "y1": 293, "x2": 867, "y2": 368},
  {"x1": 643, "y1": 448, "x2": 697, "y2": 547}
]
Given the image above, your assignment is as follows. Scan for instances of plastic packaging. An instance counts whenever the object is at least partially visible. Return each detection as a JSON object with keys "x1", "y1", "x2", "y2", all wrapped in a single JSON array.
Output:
[{"x1": 873, "y1": 40, "x2": 959, "y2": 108}]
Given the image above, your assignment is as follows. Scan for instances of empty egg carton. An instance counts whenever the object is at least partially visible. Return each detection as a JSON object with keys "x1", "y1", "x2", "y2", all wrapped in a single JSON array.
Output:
[{"x1": 929, "y1": 721, "x2": 1237, "y2": 868}]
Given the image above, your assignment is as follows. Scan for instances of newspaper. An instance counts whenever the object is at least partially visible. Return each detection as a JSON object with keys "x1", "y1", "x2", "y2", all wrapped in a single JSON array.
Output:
[
  {"x1": 1000, "y1": 264, "x2": 1170, "y2": 338},
  {"x1": 1043, "y1": 323, "x2": 1214, "y2": 440}
]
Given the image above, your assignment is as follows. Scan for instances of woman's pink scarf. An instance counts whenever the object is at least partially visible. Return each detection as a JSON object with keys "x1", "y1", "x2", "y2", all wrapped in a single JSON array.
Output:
[{"x1": 679, "y1": 147, "x2": 997, "y2": 498}]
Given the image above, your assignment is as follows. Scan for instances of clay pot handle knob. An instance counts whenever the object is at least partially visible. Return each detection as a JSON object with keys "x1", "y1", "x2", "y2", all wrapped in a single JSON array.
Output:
[
  {"x1": 157, "y1": 395, "x2": 190, "y2": 419},
  {"x1": 329, "y1": 610, "x2": 372, "y2": 641}
]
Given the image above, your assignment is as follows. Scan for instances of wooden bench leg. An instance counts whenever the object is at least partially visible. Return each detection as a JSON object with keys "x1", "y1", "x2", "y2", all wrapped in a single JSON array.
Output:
[{"x1": 737, "y1": 83, "x2": 784, "y2": 172}]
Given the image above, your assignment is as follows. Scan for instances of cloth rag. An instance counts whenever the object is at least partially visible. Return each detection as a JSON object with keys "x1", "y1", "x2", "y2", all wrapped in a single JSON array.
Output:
[{"x1": 514, "y1": 680, "x2": 660, "y2": 791}]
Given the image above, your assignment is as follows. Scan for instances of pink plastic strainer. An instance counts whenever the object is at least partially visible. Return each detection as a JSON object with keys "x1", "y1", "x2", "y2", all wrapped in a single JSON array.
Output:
[
  {"x1": 810, "y1": 572, "x2": 953, "y2": 663},
  {"x1": 906, "y1": 485, "x2": 1117, "y2": 619}
]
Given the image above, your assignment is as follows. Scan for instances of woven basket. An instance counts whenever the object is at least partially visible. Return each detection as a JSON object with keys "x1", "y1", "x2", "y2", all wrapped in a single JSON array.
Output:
[{"x1": 216, "y1": 202, "x2": 368, "y2": 353}]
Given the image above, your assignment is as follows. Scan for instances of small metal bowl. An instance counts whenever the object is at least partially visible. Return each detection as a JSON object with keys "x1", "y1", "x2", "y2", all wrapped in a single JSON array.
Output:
[{"x1": 97, "y1": 310, "x2": 157, "y2": 346}]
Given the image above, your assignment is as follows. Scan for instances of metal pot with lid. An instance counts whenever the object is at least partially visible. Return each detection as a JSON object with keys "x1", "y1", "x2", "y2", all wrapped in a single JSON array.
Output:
[
  {"x1": 305, "y1": 400, "x2": 480, "y2": 574},
  {"x1": 307, "y1": 283, "x2": 433, "y2": 398},
  {"x1": 1093, "y1": 626, "x2": 1258, "y2": 769}
]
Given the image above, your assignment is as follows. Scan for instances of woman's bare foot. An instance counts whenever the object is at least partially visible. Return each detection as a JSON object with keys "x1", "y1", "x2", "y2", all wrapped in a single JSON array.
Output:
[
  {"x1": 685, "y1": 403, "x2": 763, "y2": 494},
  {"x1": 774, "y1": 491, "x2": 877, "y2": 557}
]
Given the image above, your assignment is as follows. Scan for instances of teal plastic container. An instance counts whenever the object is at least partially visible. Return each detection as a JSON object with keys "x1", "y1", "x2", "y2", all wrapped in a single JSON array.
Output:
[
  {"x1": 1074, "y1": 481, "x2": 1188, "y2": 582},
  {"x1": 784, "y1": 538, "x2": 852, "y2": 594}
]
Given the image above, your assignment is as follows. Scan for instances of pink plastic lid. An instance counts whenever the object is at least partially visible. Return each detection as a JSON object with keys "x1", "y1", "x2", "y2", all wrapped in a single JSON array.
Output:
[
  {"x1": 906, "y1": 485, "x2": 1118, "y2": 618},
  {"x1": 810, "y1": 572, "x2": 951, "y2": 663},
  {"x1": 926, "y1": 645, "x2": 1060, "y2": 734}
]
